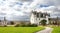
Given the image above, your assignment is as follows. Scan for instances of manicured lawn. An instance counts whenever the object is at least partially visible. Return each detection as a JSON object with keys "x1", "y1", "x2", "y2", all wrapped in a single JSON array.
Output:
[
  {"x1": 52, "y1": 26, "x2": 60, "y2": 33},
  {"x1": 0, "y1": 27, "x2": 44, "y2": 33}
]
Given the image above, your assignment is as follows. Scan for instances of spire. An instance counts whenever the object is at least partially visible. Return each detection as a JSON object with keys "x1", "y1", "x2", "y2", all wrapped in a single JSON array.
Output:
[{"x1": 4, "y1": 17, "x2": 6, "y2": 21}]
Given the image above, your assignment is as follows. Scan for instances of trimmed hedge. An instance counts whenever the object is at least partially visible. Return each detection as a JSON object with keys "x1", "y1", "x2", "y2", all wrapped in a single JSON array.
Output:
[
  {"x1": 15, "y1": 24, "x2": 38, "y2": 27},
  {"x1": 4, "y1": 25, "x2": 7, "y2": 27}
]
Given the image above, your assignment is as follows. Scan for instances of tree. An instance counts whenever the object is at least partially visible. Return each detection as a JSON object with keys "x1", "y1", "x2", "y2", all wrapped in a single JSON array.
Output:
[
  {"x1": 56, "y1": 17, "x2": 60, "y2": 26},
  {"x1": 40, "y1": 19, "x2": 47, "y2": 26},
  {"x1": 10, "y1": 21, "x2": 14, "y2": 25}
]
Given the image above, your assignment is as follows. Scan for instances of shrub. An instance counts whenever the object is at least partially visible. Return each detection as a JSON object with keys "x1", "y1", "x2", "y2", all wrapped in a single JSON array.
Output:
[
  {"x1": 40, "y1": 19, "x2": 47, "y2": 26},
  {"x1": 30, "y1": 24, "x2": 38, "y2": 27},
  {"x1": 10, "y1": 21, "x2": 14, "y2": 25},
  {"x1": 24, "y1": 24, "x2": 37, "y2": 27},
  {"x1": 4, "y1": 25, "x2": 7, "y2": 27},
  {"x1": 15, "y1": 24, "x2": 38, "y2": 27},
  {"x1": 15, "y1": 24, "x2": 26, "y2": 27}
]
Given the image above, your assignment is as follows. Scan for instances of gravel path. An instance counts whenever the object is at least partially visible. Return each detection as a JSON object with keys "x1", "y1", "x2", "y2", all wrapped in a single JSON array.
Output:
[{"x1": 36, "y1": 27, "x2": 53, "y2": 33}]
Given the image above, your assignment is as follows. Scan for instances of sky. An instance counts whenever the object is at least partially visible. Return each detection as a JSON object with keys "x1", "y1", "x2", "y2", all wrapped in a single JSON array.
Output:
[{"x1": 0, "y1": 0, "x2": 60, "y2": 21}]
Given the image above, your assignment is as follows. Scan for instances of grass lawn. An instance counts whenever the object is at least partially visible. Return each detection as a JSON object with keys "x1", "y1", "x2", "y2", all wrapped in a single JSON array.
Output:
[
  {"x1": 0, "y1": 27, "x2": 44, "y2": 33},
  {"x1": 52, "y1": 26, "x2": 60, "y2": 33}
]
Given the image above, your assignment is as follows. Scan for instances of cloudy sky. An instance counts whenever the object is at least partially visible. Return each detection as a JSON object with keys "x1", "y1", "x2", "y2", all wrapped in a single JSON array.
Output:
[{"x1": 0, "y1": 0, "x2": 60, "y2": 21}]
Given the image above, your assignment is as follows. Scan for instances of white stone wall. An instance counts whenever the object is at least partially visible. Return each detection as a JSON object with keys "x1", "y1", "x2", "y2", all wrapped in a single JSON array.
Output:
[
  {"x1": 30, "y1": 11, "x2": 49, "y2": 25},
  {"x1": 46, "y1": 16, "x2": 49, "y2": 24},
  {"x1": 30, "y1": 13, "x2": 35, "y2": 24}
]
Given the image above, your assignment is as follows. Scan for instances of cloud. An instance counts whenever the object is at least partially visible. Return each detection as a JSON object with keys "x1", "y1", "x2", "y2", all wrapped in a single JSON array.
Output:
[
  {"x1": 18, "y1": 0, "x2": 33, "y2": 2},
  {"x1": 0, "y1": 0, "x2": 60, "y2": 21}
]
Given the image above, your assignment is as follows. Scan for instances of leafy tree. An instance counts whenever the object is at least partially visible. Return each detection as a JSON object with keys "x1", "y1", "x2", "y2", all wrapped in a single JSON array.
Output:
[
  {"x1": 40, "y1": 19, "x2": 47, "y2": 26},
  {"x1": 10, "y1": 21, "x2": 14, "y2": 25},
  {"x1": 56, "y1": 17, "x2": 60, "y2": 26}
]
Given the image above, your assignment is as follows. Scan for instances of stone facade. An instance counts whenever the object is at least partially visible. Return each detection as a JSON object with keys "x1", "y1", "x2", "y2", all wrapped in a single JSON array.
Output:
[{"x1": 30, "y1": 11, "x2": 50, "y2": 25}]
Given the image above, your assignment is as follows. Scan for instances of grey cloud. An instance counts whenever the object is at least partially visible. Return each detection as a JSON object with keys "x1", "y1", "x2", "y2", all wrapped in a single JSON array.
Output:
[
  {"x1": 6, "y1": 15, "x2": 30, "y2": 21},
  {"x1": 36, "y1": 0, "x2": 60, "y2": 18},
  {"x1": 0, "y1": 13, "x2": 6, "y2": 15},
  {"x1": 18, "y1": 0, "x2": 33, "y2": 2},
  {"x1": 0, "y1": 0, "x2": 60, "y2": 21}
]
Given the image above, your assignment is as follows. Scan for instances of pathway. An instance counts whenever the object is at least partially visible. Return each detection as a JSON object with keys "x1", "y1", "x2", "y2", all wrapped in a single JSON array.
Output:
[{"x1": 36, "y1": 27, "x2": 53, "y2": 33}]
